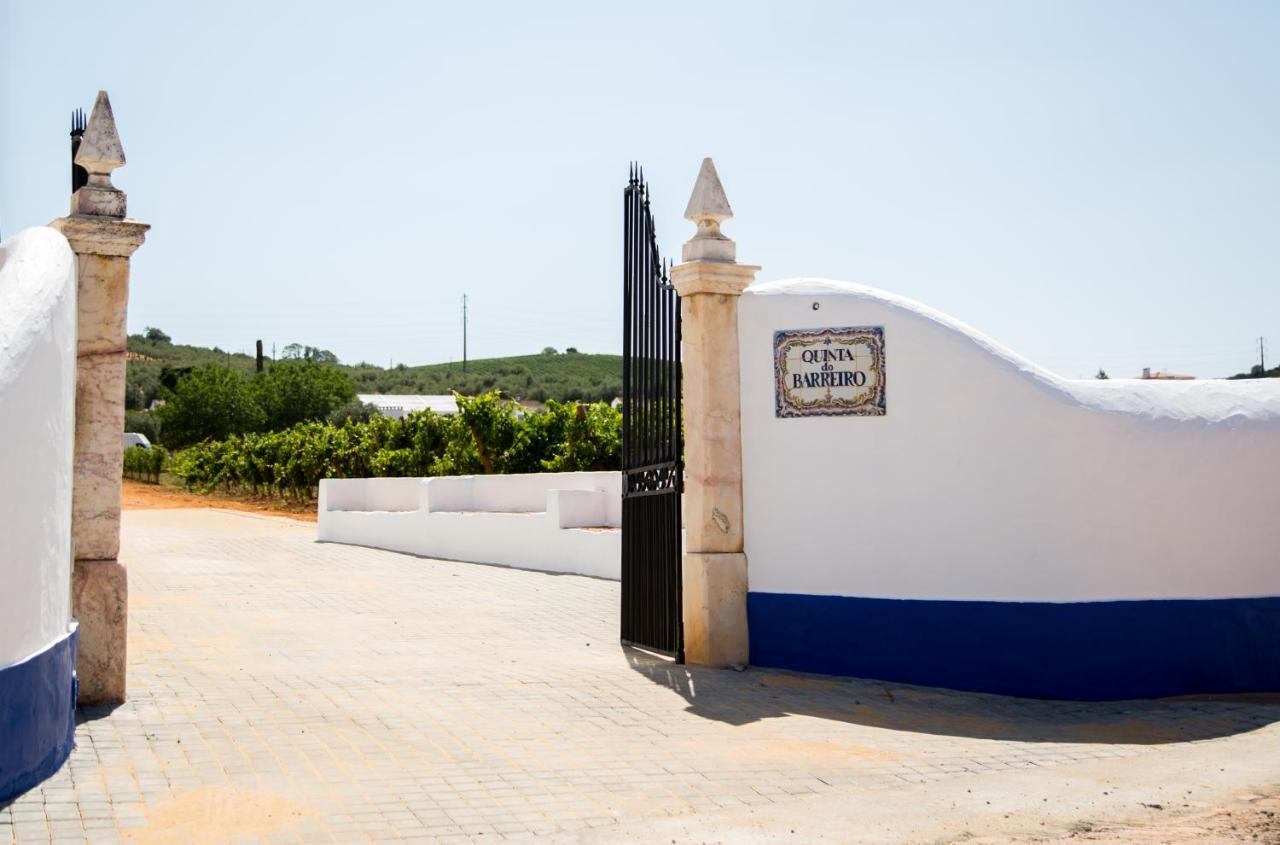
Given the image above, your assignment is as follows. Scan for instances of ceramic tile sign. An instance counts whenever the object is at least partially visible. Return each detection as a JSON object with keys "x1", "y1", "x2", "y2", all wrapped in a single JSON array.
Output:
[{"x1": 773, "y1": 326, "x2": 886, "y2": 418}]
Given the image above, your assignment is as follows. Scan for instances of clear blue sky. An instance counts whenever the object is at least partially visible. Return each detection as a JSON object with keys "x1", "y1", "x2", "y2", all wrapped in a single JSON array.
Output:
[{"x1": 3, "y1": 1, "x2": 1277, "y2": 377}]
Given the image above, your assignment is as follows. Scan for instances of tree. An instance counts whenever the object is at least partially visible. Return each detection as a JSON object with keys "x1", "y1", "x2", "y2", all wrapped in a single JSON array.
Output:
[
  {"x1": 126, "y1": 363, "x2": 163, "y2": 410},
  {"x1": 328, "y1": 399, "x2": 377, "y2": 426},
  {"x1": 252, "y1": 360, "x2": 356, "y2": 431},
  {"x1": 565, "y1": 347, "x2": 579, "y2": 354},
  {"x1": 156, "y1": 365, "x2": 265, "y2": 446},
  {"x1": 541, "y1": 346, "x2": 558, "y2": 355},
  {"x1": 124, "y1": 409, "x2": 161, "y2": 443},
  {"x1": 144, "y1": 327, "x2": 171, "y2": 343},
  {"x1": 1095, "y1": 369, "x2": 1109, "y2": 380},
  {"x1": 281, "y1": 343, "x2": 339, "y2": 364}
]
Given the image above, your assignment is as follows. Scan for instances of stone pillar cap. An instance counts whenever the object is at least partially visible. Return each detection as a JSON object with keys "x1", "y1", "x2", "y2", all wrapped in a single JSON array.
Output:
[
  {"x1": 681, "y1": 158, "x2": 736, "y2": 263},
  {"x1": 50, "y1": 216, "x2": 149, "y2": 257},
  {"x1": 670, "y1": 259, "x2": 759, "y2": 297}
]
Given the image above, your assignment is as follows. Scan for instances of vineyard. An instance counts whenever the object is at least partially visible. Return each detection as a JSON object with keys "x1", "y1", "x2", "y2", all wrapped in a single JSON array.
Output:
[
  {"x1": 167, "y1": 393, "x2": 621, "y2": 499},
  {"x1": 122, "y1": 445, "x2": 168, "y2": 483}
]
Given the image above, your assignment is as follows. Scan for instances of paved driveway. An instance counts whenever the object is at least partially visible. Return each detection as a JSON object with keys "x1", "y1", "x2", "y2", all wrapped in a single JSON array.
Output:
[{"x1": 3, "y1": 508, "x2": 1278, "y2": 843}]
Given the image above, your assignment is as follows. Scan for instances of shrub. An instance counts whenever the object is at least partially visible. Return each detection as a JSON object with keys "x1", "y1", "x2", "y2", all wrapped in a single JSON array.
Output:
[
  {"x1": 124, "y1": 409, "x2": 161, "y2": 444},
  {"x1": 327, "y1": 399, "x2": 376, "y2": 426},
  {"x1": 156, "y1": 365, "x2": 264, "y2": 446},
  {"x1": 546, "y1": 401, "x2": 621, "y2": 472},
  {"x1": 155, "y1": 360, "x2": 356, "y2": 447},
  {"x1": 251, "y1": 359, "x2": 355, "y2": 431},
  {"x1": 168, "y1": 393, "x2": 623, "y2": 499},
  {"x1": 123, "y1": 445, "x2": 168, "y2": 483}
]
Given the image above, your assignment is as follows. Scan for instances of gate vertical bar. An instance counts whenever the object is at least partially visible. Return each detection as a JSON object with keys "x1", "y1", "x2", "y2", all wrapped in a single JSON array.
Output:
[{"x1": 621, "y1": 166, "x2": 633, "y2": 642}]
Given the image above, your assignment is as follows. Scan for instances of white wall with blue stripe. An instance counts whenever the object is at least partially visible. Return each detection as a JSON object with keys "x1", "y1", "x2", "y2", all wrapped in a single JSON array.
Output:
[
  {"x1": 739, "y1": 278, "x2": 1280, "y2": 700},
  {"x1": 0, "y1": 228, "x2": 79, "y2": 803}
]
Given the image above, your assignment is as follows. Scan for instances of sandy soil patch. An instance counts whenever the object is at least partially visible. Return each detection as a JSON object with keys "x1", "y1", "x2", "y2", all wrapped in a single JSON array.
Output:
[
  {"x1": 975, "y1": 793, "x2": 1280, "y2": 844},
  {"x1": 122, "y1": 479, "x2": 317, "y2": 521},
  {"x1": 123, "y1": 787, "x2": 312, "y2": 844}
]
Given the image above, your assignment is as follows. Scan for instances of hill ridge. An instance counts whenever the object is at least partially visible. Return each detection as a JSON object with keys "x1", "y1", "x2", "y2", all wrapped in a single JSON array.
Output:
[{"x1": 125, "y1": 333, "x2": 622, "y2": 410}]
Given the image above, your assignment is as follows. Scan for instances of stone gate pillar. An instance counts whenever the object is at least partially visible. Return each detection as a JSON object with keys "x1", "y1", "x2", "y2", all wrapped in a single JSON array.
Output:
[
  {"x1": 670, "y1": 159, "x2": 758, "y2": 668},
  {"x1": 51, "y1": 91, "x2": 149, "y2": 705}
]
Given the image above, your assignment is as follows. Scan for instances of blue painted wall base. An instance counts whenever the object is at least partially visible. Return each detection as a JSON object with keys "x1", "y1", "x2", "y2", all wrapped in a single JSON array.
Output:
[
  {"x1": 748, "y1": 593, "x2": 1280, "y2": 700},
  {"x1": 0, "y1": 626, "x2": 77, "y2": 804}
]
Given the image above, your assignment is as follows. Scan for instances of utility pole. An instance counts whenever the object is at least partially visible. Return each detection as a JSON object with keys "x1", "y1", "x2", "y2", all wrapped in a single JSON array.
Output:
[
  {"x1": 462, "y1": 294, "x2": 468, "y2": 372},
  {"x1": 255, "y1": 339, "x2": 264, "y2": 373},
  {"x1": 1260, "y1": 337, "x2": 1267, "y2": 374}
]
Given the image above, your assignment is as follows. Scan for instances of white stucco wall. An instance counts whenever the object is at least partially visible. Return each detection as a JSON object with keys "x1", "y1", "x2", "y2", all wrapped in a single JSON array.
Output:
[
  {"x1": 318, "y1": 472, "x2": 622, "y2": 580},
  {"x1": 739, "y1": 278, "x2": 1280, "y2": 603},
  {"x1": 0, "y1": 228, "x2": 77, "y2": 667},
  {"x1": 322, "y1": 476, "x2": 422, "y2": 512},
  {"x1": 421, "y1": 472, "x2": 622, "y2": 526}
]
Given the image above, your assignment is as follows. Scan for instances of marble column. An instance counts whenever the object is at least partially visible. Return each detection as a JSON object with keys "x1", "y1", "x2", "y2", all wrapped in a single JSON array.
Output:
[
  {"x1": 669, "y1": 159, "x2": 758, "y2": 668},
  {"x1": 51, "y1": 91, "x2": 149, "y2": 705}
]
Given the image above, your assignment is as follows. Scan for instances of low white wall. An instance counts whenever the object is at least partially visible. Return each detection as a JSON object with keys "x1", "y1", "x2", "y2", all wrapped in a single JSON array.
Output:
[
  {"x1": 422, "y1": 471, "x2": 622, "y2": 525},
  {"x1": 319, "y1": 472, "x2": 621, "y2": 580},
  {"x1": 739, "y1": 278, "x2": 1280, "y2": 603},
  {"x1": 322, "y1": 476, "x2": 421, "y2": 512},
  {"x1": 0, "y1": 228, "x2": 77, "y2": 667}
]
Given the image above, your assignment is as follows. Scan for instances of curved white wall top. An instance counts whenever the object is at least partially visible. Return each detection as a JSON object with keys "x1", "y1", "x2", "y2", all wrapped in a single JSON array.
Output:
[{"x1": 740, "y1": 278, "x2": 1280, "y2": 603}]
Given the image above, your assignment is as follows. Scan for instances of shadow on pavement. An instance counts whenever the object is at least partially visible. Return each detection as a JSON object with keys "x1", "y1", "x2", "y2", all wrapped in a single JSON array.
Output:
[
  {"x1": 76, "y1": 702, "x2": 124, "y2": 725},
  {"x1": 624, "y1": 647, "x2": 1280, "y2": 744}
]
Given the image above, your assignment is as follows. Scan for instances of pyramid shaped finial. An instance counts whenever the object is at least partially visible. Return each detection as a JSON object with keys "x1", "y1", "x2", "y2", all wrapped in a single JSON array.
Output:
[
  {"x1": 681, "y1": 157, "x2": 736, "y2": 263},
  {"x1": 71, "y1": 91, "x2": 127, "y2": 217},
  {"x1": 683, "y1": 158, "x2": 733, "y2": 224},
  {"x1": 76, "y1": 91, "x2": 125, "y2": 175}
]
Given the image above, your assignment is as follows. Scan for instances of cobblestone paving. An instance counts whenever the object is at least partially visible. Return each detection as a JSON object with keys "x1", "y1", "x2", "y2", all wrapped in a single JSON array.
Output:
[{"x1": 3, "y1": 508, "x2": 1278, "y2": 844}]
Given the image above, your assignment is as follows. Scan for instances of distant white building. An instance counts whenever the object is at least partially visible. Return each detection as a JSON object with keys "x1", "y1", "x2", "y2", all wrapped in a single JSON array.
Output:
[
  {"x1": 1140, "y1": 367, "x2": 1195, "y2": 381},
  {"x1": 357, "y1": 394, "x2": 458, "y2": 419}
]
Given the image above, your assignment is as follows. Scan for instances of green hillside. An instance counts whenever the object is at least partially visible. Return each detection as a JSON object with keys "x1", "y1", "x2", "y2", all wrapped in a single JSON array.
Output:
[
  {"x1": 126, "y1": 334, "x2": 258, "y2": 410},
  {"x1": 126, "y1": 331, "x2": 622, "y2": 409},
  {"x1": 346, "y1": 353, "x2": 622, "y2": 402}
]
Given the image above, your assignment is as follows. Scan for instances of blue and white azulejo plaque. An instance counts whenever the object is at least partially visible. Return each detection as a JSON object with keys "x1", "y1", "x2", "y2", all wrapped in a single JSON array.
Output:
[{"x1": 773, "y1": 326, "x2": 886, "y2": 418}]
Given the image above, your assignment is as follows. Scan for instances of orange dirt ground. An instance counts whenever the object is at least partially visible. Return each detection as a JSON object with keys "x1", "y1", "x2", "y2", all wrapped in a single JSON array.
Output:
[
  {"x1": 121, "y1": 479, "x2": 317, "y2": 522},
  {"x1": 982, "y1": 794, "x2": 1280, "y2": 844}
]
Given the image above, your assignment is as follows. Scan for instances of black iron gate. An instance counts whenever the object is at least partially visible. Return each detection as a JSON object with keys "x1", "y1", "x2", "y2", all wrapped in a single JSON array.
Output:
[{"x1": 620, "y1": 165, "x2": 683, "y2": 660}]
